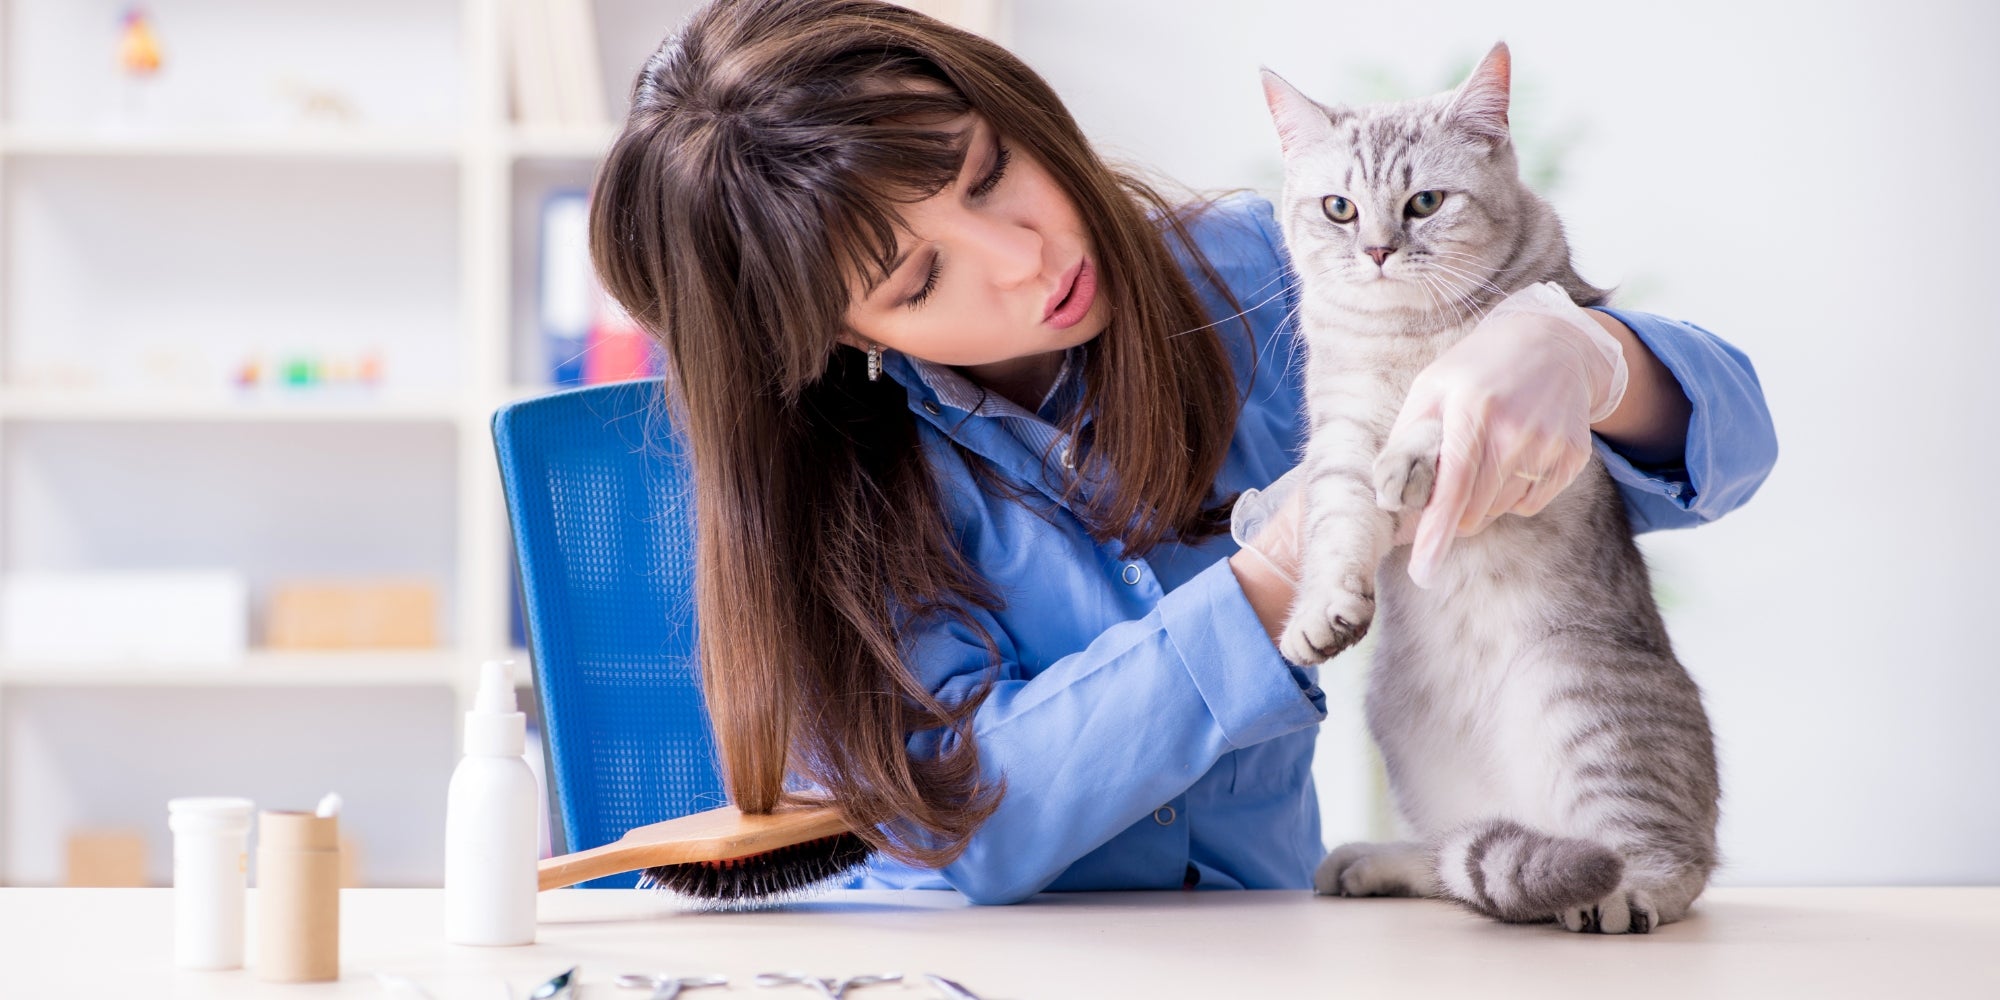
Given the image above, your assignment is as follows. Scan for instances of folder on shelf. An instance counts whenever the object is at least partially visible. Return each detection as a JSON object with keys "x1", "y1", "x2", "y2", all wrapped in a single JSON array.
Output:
[
  {"x1": 507, "y1": 0, "x2": 608, "y2": 127},
  {"x1": 539, "y1": 188, "x2": 594, "y2": 386},
  {"x1": 546, "y1": 0, "x2": 608, "y2": 127},
  {"x1": 506, "y1": 0, "x2": 566, "y2": 127},
  {"x1": 540, "y1": 188, "x2": 662, "y2": 386}
]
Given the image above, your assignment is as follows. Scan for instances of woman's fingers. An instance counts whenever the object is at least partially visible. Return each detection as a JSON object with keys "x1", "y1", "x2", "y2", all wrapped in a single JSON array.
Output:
[
  {"x1": 1484, "y1": 472, "x2": 1536, "y2": 531},
  {"x1": 1408, "y1": 415, "x2": 1480, "y2": 587},
  {"x1": 1512, "y1": 440, "x2": 1590, "y2": 517}
]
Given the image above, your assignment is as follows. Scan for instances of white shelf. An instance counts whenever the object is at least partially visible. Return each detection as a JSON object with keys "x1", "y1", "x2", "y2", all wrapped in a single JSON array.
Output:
[
  {"x1": 0, "y1": 0, "x2": 659, "y2": 889},
  {"x1": 507, "y1": 125, "x2": 619, "y2": 161},
  {"x1": 0, "y1": 650, "x2": 461, "y2": 688},
  {"x1": 0, "y1": 126, "x2": 625, "y2": 163},
  {"x1": 0, "y1": 390, "x2": 465, "y2": 424},
  {"x1": 0, "y1": 128, "x2": 462, "y2": 162}
]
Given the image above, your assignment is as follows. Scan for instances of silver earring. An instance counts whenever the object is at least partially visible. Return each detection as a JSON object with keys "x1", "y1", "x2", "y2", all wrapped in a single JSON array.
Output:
[{"x1": 866, "y1": 345, "x2": 882, "y2": 382}]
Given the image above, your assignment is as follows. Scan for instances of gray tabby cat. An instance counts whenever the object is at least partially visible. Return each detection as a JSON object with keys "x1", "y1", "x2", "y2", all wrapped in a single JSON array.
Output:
[{"x1": 1261, "y1": 44, "x2": 1719, "y2": 934}]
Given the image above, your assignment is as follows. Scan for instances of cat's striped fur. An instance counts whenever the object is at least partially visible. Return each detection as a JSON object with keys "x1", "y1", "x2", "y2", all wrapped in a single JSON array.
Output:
[{"x1": 1263, "y1": 44, "x2": 1719, "y2": 934}]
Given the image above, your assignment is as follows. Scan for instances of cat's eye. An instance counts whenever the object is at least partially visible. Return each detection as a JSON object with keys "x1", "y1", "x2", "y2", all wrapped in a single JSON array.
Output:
[
  {"x1": 1406, "y1": 190, "x2": 1446, "y2": 218},
  {"x1": 1322, "y1": 195, "x2": 1357, "y2": 223}
]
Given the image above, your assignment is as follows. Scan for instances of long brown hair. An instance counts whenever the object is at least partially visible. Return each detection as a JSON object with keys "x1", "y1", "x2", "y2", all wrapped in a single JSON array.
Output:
[{"x1": 589, "y1": 0, "x2": 1244, "y2": 868}]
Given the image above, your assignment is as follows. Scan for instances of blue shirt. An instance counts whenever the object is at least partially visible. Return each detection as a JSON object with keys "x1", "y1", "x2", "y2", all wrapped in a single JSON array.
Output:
[{"x1": 852, "y1": 194, "x2": 1778, "y2": 904}]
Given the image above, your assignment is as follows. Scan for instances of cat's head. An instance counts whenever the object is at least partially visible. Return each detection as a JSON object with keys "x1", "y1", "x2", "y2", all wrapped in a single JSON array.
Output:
[{"x1": 1263, "y1": 43, "x2": 1533, "y2": 316}]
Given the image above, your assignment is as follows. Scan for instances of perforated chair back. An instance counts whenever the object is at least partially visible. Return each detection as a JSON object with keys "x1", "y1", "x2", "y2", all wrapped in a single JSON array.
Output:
[{"x1": 492, "y1": 380, "x2": 724, "y2": 887}]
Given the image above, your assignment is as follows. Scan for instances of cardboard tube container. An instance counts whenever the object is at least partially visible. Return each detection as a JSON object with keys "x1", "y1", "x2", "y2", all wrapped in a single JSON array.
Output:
[{"x1": 255, "y1": 810, "x2": 340, "y2": 982}]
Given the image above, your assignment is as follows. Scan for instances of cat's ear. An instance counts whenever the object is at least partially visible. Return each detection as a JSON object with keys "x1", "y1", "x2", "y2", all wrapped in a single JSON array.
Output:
[
  {"x1": 1446, "y1": 42, "x2": 1512, "y2": 146},
  {"x1": 1262, "y1": 68, "x2": 1342, "y2": 155}
]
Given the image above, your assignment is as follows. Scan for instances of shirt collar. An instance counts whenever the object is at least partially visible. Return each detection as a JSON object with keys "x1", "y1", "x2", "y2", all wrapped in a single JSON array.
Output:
[{"x1": 902, "y1": 347, "x2": 1085, "y2": 425}]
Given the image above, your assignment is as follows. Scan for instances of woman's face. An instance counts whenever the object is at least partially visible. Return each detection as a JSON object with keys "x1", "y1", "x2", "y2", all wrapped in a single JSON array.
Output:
[{"x1": 841, "y1": 112, "x2": 1111, "y2": 390}]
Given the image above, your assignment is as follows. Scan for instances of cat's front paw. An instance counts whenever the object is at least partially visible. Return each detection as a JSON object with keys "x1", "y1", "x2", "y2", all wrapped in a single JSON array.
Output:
[
  {"x1": 1279, "y1": 585, "x2": 1373, "y2": 665},
  {"x1": 1373, "y1": 419, "x2": 1442, "y2": 513},
  {"x1": 1315, "y1": 841, "x2": 1432, "y2": 897}
]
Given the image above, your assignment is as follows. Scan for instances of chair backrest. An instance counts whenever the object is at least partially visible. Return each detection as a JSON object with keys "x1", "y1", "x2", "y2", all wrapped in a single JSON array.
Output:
[{"x1": 492, "y1": 380, "x2": 725, "y2": 887}]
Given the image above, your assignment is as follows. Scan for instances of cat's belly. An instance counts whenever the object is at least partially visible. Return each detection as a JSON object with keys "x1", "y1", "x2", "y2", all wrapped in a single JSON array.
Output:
[{"x1": 1365, "y1": 536, "x2": 1587, "y2": 837}]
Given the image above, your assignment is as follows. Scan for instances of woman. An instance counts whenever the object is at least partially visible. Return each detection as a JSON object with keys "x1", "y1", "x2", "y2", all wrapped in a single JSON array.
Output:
[{"x1": 589, "y1": 0, "x2": 1777, "y2": 904}]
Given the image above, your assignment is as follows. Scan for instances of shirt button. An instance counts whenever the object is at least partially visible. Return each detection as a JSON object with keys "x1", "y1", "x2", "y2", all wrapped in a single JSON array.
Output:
[
  {"x1": 1154, "y1": 806, "x2": 1176, "y2": 826},
  {"x1": 922, "y1": 401, "x2": 941, "y2": 416},
  {"x1": 1121, "y1": 564, "x2": 1141, "y2": 585}
]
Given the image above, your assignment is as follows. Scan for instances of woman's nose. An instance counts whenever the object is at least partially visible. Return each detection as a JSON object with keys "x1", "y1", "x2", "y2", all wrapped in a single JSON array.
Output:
[{"x1": 968, "y1": 213, "x2": 1042, "y2": 290}]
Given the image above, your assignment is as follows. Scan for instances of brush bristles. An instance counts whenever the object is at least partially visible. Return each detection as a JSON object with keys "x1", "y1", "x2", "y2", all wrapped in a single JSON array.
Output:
[{"x1": 637, "y1": 832, "x2": 875, "y2": 909}]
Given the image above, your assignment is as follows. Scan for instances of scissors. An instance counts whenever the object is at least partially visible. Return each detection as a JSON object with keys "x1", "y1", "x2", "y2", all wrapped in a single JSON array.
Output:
[
  {"x1": 615, "y1": 973, "x2": 730, "y2": 1000},
  {"x1": 754, "y1": 971, "x2": 903, "y2": 999},
  {"x1": 923, "y1": 974, "x2": 984, "y2": 1000}
]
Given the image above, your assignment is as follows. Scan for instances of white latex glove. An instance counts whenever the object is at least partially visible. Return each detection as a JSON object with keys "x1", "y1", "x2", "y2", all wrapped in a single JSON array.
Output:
[
  {"x1": 1381, "y1": 281, "x2": 1630, "y2": 588},
  {"x1": 1231, "y1": 465, "x2": 1305, "y2": 585}
]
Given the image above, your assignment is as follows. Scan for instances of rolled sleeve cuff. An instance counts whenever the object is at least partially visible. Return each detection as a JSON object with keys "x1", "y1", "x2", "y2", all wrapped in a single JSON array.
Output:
[
  {"x1": 1157, "y1": 558, "x2": 1326, "y2": 750},
  {"x1": 1591, "y1": 306, "x2": 1778, "y2": 533}
]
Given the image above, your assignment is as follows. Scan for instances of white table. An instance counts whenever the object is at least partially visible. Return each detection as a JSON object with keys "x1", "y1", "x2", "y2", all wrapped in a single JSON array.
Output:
[{"x1": 3, "y1": 887, "x2": 1996, "y2": 998}]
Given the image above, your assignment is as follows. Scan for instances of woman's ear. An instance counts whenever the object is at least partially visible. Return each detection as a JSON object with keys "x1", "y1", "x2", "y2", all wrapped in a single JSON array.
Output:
[{"x1": 834, "y1": 330, "x2": 872, "y2": 352}]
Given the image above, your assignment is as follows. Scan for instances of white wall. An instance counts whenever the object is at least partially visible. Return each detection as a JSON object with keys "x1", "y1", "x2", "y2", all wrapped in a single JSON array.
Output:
[{"x1": 1011, "y1": 0, "x2": 2000, "y2": 885}]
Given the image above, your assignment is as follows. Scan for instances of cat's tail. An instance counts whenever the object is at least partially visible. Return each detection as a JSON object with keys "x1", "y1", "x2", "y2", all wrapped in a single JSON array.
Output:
[{"x1": 1433, "y1": 819, "x2": 1623, "y2": 922}]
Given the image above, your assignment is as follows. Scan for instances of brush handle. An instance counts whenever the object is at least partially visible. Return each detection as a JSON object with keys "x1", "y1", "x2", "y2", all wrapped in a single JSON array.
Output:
[{"x1": 537, "y1": 804, "x2": 852, "y2": 891}]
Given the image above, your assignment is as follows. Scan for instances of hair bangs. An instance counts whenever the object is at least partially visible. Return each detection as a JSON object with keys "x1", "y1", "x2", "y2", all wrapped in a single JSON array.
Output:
[{"x1": 819, "y1": 105, "x2": 980, "y2": 298}]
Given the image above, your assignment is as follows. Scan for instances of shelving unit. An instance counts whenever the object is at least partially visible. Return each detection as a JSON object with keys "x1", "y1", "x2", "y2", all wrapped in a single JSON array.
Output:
[
  {"x1": 0, "y1": 0, "x2": 1387, "y2": 890},
  {"x1": 0, "y1": 0, "x2": 689, "y2": 886}
]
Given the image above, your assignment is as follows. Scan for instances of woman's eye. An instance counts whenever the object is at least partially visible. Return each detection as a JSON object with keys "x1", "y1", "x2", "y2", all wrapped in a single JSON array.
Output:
[
  {"x1": 1322, "y1": 195, "x2": 1357, "y2": 223},
  {"x1": 906, "y1": 255, "x2": 942, "y2": 309},
  {"x1": 969, "y1": 143, "x2": 1012, "y2": 198},
  {"x1": 1406, "y1": 190, "x2": 1446, "y2": 218}
]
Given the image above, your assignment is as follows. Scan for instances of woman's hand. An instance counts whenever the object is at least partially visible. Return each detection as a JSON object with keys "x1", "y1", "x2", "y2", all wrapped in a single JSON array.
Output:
[
  {"x1": 1229, "y1": 469, "x2": 1306, "y2": 641},
  {"x1": 1381, "y1": 282, "x2": 1629, "y2": 588}
]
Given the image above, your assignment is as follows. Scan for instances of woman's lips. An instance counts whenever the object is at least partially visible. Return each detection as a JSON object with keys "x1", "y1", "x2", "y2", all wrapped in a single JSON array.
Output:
[{"x1": 1044, "y1": 258, "x2": 1096, "y2": 330}]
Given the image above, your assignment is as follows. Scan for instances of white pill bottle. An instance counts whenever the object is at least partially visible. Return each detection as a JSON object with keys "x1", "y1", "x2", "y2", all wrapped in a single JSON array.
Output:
[
  {"x1": 167, "y1": 796, "x2": 255, "y2": 969},
  {"x1": 444, "y1": 659, "x2": 539, "y2": 945}
]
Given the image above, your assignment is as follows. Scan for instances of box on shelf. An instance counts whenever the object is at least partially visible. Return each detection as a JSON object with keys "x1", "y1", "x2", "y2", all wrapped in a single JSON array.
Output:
[
  {"x1": 66, "y1": 829, "x2": 149, "y2": 887},
  {"x1": 266, "y1": 580, "x2": 439, "y2": 650},
  {"x1": 0, "y1": 571, "x2": 249, "y2": 666}
]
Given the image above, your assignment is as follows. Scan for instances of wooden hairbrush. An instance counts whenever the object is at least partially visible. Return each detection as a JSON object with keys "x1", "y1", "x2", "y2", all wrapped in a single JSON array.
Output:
[{"x1": 537, "y1": 803, "x2": 874, "y2": 904}]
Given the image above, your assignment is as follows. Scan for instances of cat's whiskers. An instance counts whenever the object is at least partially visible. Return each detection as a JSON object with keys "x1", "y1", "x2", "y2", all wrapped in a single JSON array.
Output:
[
  {"x1": 1423, "y1": 249, "x2": 1533, "y2": 288},
  {"x1": 1160, "y1": 271, "x2": 1293, "y2": 341},
  {"x1": 1409, "y1": 270, "x2": 1449, "y2": 323},
  {"x1": 1417, "y1": 272, "x2": 1478, "y2": 329},
  {"x1": 1420, "y1": 259, "x2": 1513, "y2": 309}
]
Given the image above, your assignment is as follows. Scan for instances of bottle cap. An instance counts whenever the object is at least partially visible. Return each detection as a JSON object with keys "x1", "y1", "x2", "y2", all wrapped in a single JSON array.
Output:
[
  {"x1": 168, "y1": 797, "x2": 255, "y2": 835},
  {"x1": 465, "y1": 660, "x2": 527, "y2": 756},
  {"x1": 474, "y1": 660, "x2": 518, "y2": 713}
]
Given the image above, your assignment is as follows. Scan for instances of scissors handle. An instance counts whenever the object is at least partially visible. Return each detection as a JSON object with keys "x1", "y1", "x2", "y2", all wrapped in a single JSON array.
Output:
[
  {"x1": 754, "y1": 972, "x2": 837, "y2": 998},
  {"x1": 923, "y1": 974, "x2": 983, "y2": 1000},
  {"x1": 831, "y1": 973, "x2": 903, "y2": 998}
]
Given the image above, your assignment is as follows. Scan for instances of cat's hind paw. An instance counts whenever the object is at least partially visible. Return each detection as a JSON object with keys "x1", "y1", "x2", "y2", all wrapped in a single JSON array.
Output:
[
  {"x1": 1560, "y1": 887, "x2": 1655, "y2": 935},
  {"x1": 1279, "y1": 587, "x2": 1373, "y2": 666}
]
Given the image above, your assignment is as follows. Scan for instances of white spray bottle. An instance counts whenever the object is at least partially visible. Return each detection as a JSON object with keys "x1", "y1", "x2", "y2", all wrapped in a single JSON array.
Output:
[{"x1": 444, "y1": 660, "x2": 539, "y2": 945}]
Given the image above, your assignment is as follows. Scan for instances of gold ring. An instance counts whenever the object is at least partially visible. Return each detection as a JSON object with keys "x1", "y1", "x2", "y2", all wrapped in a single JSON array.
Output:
[{"x1": 1512, "y1": 470, "x2": 1543, "y2": 483}]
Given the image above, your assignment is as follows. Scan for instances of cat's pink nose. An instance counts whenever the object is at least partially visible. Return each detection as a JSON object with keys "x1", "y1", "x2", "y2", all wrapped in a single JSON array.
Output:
[{"x1": 1364, "y1": 246, "x2": 1395, "y2": 266}]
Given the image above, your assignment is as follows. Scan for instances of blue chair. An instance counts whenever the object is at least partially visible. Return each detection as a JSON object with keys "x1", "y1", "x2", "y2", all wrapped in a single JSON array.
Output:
[{"x1": 492, "y1": 380, "x2": 726, "y2": 887}]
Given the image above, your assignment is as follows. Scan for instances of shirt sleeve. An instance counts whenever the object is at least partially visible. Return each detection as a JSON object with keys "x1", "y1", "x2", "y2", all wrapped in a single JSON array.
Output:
[
  {"x1": 903, "y1": 557, "x2": 1325, "y2": 905},
  {"x1": 1589, "y1": 307, "x2": 1779, "y2": 533}
]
